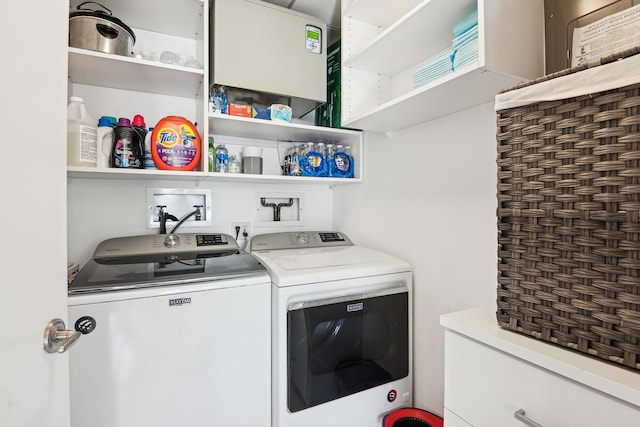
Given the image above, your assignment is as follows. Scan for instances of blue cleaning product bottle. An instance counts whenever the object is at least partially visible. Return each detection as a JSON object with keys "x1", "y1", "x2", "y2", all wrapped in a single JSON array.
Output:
[
  {"x1": 300, "y1": 142, "x2": 328, "y2": 177},
  {"x1": 326, "y1": 144, "x2": 336, "y2": 177},
  {"x1": 331, "y1": 144, "x2": 353, "y2": 178},
  {"x1": 215, "y1": 143, "x2": 229, "y2": 173}
]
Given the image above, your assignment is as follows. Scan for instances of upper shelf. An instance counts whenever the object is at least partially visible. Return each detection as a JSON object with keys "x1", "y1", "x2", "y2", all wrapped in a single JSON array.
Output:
[
  {"x1": 343, "y1": 0, "x2": 421, "y2": 28},
  {"x1": 208, "y1": 114, "x2": 362, "y2": 144},
  {"x1": 341, "y1": 0, "x2": 545, "y2": 132},
  {"x1": 68, "y1": 47, "x2": 204, "y2": 98},
  {"x1": 344, "y1": 0, "x2": 476, "y2": 77},
  {"x1": 343, "y1": 63, "x2": 524, "y2": 133},
  {"x1": 69, "y1": 0, "x2": 204, "y2": 40}
]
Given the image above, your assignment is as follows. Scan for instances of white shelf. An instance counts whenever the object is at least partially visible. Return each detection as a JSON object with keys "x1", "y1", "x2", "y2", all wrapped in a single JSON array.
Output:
[
  {"x1": 208, "y1": 114, "x2": 362, "y2": 144},
  {"x1": 344, "y1": 63, "x2": 523, "y2": 133},
  {"x1": 68, "y1": 47, "x2": 204, "y2": 98},
  {"x1": 341, "y1": 0, "x2": 545, "y2": 132},
  {"x1": 68, "y1": 166, "x2": 361, "y2": 185},
  {"x1": 69, "y1": 0, "x2": 204, "y2": 40},
  {"x1": 344, "y1": 0, "x2": 475, "y2": 77},
  {"x1": 343, "y1": 0, "x2": 421, "y2": 28}
]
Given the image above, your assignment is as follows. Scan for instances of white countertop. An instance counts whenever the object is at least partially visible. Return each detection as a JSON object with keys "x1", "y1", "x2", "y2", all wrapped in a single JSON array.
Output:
[{"x1": 440, "y1": 306, "x2": 640, "y2": 408}]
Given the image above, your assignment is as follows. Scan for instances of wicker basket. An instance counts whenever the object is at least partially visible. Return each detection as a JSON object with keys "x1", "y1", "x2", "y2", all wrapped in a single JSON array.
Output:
[{"x1": 496, "y1": 48, "x2": 640, "y2": 370}]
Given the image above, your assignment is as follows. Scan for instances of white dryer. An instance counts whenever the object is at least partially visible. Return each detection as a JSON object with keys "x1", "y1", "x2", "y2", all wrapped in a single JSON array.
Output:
[{"x1": 250, "y1": 231, "x2": 413, "y2": 427}]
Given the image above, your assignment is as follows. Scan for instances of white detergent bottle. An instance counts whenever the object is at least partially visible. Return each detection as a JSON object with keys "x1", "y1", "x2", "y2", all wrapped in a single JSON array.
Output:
[
  {"x1": 96, "y1": 116, "x2": 115, "y2": 168},
  {"x1": 67, "y1": 96, "x2": 97, "y2": 167}
]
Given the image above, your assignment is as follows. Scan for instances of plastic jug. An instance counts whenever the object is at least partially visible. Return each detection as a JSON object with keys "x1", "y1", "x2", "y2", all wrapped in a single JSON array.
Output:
[
  {"x1": 112, "y1": 117, "x2": 143, "y2": 168},
  {"x1": 67, "y1": 96, "x2": 97, "y2": 167},
  {"x1": 96, "y1": 116, "x2": 115, "y2": 168}
]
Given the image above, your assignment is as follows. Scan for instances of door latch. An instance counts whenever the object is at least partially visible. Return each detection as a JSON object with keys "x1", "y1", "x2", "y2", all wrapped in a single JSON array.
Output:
[{"x1": 43, "y1": 318, "x2": 81, "y2": 353}]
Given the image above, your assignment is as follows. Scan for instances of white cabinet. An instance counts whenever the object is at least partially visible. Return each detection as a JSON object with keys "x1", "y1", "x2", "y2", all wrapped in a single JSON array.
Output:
[
  {"x1": 441, "y1": 307, "x2": 640, "y2": 427},
  {"x1": 67, "y1": 0, "x2": 363, "y2": 185},
  {"x1": 341, "y1": 0, "x2": 545, "y2": 132}
]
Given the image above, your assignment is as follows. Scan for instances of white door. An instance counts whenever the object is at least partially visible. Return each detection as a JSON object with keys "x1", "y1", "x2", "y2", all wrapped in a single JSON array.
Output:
[{"x1": 0, "y1": 2, "x2": 71, "y2": 426}]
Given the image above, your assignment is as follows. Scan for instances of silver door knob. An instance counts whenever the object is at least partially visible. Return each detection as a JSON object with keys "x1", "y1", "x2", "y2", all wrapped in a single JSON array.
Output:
[{"x1": 43, "y1": 318, "x2": 81, "y2": 353}]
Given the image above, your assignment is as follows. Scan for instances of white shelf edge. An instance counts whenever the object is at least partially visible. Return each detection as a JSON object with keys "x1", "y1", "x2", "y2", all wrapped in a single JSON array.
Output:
[
  {"x1": 67, "y1": 167, "x2": 361, "y2": 185},
  {"x1": 68, "y1": 47, "x2": 204, "y2": 98},
  {"x1": 208, "y1": 114, "x2": 362, "y2": 142}
]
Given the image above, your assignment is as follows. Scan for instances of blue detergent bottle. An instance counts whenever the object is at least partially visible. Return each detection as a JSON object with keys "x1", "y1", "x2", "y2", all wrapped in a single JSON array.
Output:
[
  {"x1": 300, "y1": 142, "x2": 328, "y2": 177},
  {"x1": 331, "y1": 144, "x2": 352, "y2": 178}
]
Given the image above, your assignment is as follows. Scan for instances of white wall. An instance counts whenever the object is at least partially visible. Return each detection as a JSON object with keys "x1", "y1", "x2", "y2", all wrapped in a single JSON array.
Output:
[
  {"x1": 68, "y1": 181, "x2": 333, "y2": 266},
  {"x1": 333, "y1": 101, "x2": 498, "y2": 415}
]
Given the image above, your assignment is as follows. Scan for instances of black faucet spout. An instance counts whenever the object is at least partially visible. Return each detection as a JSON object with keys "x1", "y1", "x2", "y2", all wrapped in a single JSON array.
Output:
[{"x1": 159, "y1": 212, "x2": 179, "y2": 234}]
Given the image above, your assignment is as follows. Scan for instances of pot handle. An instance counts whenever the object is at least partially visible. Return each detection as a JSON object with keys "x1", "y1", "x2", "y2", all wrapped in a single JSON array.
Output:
[
  {"x1": 96, "y1": 23, "x2": 119, "y2": 40},
  {"x1": 76, "y1": 1, "x2": 112, "y2": 16}
]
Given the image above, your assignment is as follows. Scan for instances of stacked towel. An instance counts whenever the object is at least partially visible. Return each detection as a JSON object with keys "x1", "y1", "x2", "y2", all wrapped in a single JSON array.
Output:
[
  {"x1": 451, "y1": 10, "x2": 479, "y2": 71},
  {"x1": 453, "y1": 10, "x2": 478, "y2": 36},
  {"x1": 452, "y1": 37, "x2": 478, "y2": 70},
  {"x1": 411, "y1": 9, "x2": 479, "y2": 89},
  {"x1": 412, "y1": 47, "x2": 453, "y2": 88}
]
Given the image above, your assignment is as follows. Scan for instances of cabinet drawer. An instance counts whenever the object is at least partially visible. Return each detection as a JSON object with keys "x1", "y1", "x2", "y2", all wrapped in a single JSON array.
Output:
[{"x1": 444, "y1": 330, "x2": 640, "y2": 426}]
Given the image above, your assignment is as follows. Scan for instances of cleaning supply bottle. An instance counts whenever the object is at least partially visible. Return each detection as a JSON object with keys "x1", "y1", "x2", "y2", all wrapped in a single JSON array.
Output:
[
  {"x1": 325, "y1": 143, "x2": 336, "y2": 177},
  {"x1": 150, "y1": 116, "x2": 201, "y2": 171},
  {"x1": 131, "y1": 114, "x2": 147, "y2": 168},
  {"x1": 67, "y1": 96, "x2": 97, "y2": 167},
  {"x1": 344, "y1": 145, "x2": 354, "y2": 178},
  {"x1": 332, "y1": 144, "x2": 352, "y2": 178},
  {"x1": 112, "y1": 117, "x2": 142, "y2": 168},
  {"x1": 96, "y1": 116, "x2": 115, "y2": 168},
  {"x1": 208, "y1": 136, "x2": 216, "y2": 172},
  {"x1": 214, "y1": 143, "x2": 229, "y2": 173},
  {"x1": 210, "y1": 85, "x2": 228, "y2": 114},
  {"x1": 300, "y1": 142, "x2": 327, "y2": 176},
  {"x1": 144, "y1": 127, "x2": 156, "y2": 169},
  {"x1": 228, "y1": 154, "x2": 240, "y2": 173}
]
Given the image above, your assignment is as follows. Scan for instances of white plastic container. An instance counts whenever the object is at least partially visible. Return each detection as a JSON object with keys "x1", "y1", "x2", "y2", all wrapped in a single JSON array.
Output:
[
  {"x1": 67, "y1": 96, "x2": 97, "y2": 167},
  {"x1": 96, "y1": 116, "x2": 114, "y2": 168},
  {"x1": 144, "y1": 127, "x2": 156, "y2": 169}
]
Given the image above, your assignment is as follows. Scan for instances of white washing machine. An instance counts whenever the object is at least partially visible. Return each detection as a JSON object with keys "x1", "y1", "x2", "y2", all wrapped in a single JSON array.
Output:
[
  {"x1": 250, "y1": 231, "x2": 413, "y2": 427},
  {"x1": 67, "y1": 233, "x2": 271, "y2": 427}
]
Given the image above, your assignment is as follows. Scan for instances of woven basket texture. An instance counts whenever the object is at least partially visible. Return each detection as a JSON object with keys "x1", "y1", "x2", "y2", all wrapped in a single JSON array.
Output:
[{"x1": 496, "y1": 77, "x2": 640, "y2": 370}]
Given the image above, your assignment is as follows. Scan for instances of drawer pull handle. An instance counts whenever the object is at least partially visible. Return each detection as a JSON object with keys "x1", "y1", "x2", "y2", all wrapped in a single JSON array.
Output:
[{"x1": 514, "y1": 409, "x2": 543, "y2": 427}]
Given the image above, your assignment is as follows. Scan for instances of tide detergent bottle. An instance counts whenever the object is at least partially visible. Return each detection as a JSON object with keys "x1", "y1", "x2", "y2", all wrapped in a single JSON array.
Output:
[{"x1": 151, "y1": 116, "x2": 201, "y2": 171}]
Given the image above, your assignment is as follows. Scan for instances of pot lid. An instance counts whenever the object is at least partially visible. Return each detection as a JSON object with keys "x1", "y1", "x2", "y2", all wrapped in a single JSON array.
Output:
[{"x1": 70, "y1": 1, "x2": 136, "y2": 43}]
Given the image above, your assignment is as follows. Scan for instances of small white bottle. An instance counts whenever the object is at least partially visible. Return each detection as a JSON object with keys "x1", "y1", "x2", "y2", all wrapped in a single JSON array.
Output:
[
  {"x1": 67, "y1": 96, "x2": 97, "y2": 167},
  {"x1": 96, "y1": 116, "x2": 114, "y2": 169},
  {"x1": 144, "y1": 127, "x2": 156, "y2": 169}
]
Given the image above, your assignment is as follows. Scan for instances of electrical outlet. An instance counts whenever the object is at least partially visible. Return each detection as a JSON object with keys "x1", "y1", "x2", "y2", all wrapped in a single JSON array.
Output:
[{"x1": 231, "y1": 221, "x2": 251, "y2": 241}]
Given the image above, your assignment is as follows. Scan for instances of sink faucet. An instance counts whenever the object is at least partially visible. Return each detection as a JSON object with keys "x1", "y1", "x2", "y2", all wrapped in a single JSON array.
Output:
[{"x1": 157, "y1": 205, "x2": 179, "y2": 234}]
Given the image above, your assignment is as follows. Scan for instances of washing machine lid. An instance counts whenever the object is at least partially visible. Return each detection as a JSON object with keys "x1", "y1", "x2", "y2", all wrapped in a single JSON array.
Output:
[
  {"x1": 69, "y1": 233, "x2": 267, "y2": 294},
  {"x1": 250, "y1": 232, "x2": 411, "y2": 286}
]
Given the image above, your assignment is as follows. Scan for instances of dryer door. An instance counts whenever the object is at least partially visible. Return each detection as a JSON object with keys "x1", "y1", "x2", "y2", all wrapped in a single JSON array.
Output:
[{"x1": 287, "y1": 287, "x2": 409, "y2": 412}]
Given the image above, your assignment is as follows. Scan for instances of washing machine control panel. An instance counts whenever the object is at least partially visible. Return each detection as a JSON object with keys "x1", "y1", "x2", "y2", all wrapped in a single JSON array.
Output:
[
  {"x1": 93, "y1": 233, "x2": 237, "y2": 260},
  {"x1": 251, "y1": 231, "x2": 353, "y2": 251}
]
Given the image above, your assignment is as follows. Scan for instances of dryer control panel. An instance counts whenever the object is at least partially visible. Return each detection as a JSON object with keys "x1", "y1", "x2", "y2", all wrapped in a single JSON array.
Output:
[{"x1": 250, "y1": 231, "x2": 353, "y2": 251}]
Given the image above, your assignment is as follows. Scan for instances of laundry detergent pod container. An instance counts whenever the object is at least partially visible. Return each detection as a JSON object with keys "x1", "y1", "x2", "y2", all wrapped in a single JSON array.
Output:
[{"x1": 151, "y1": 116, "x2": 201, "y2": 171}]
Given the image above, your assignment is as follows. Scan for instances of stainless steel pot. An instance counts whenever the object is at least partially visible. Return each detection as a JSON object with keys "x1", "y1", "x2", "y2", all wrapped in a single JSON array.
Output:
[{"x1": 69, "y1": 2, "x2": 135, "y2": 57}]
